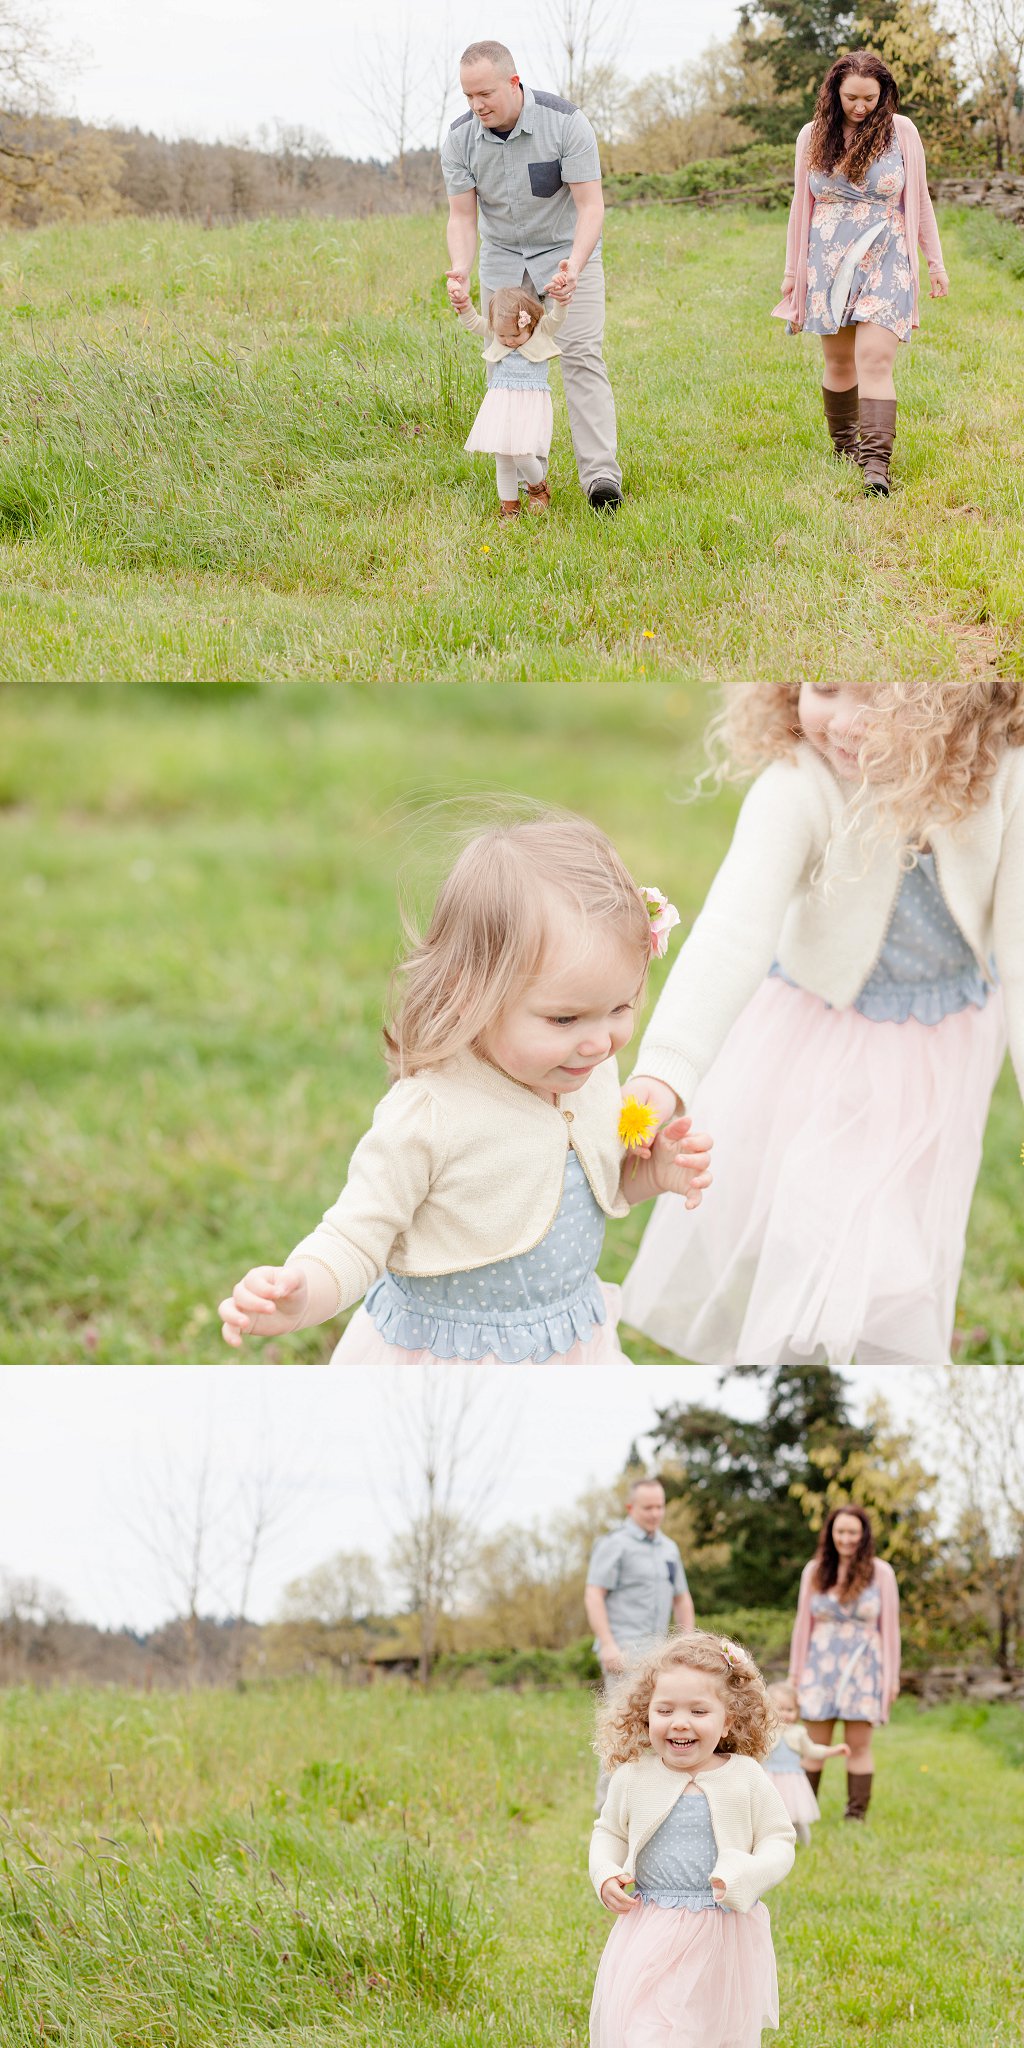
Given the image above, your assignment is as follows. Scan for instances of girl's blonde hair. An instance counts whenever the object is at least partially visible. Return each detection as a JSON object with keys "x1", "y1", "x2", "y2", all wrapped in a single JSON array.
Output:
[
  {"x1": 487, "y1": 285, "x2": 545, "y2": 338},
  {"x1": 704, "y1": 680, "x2": 1024, "y2": 849},
  {"x1": 596, "y1": 1631, "x2": 777, "y2": 1770},
  {"x1": 383, "y1": 808, "x2": 654, "y2": 1080}
]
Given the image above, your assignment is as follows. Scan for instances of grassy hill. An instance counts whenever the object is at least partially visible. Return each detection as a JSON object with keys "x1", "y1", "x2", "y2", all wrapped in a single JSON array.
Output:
[
  {"x1": 2, "y1": 682, "x2": 1021, "y2": 1363},
  {"x1": 0, "y1": 1681, "x2": 1021, "y2": 2045},
  {"x1": 0, "y1": 206, "x2": 1022, "y2": 681}
]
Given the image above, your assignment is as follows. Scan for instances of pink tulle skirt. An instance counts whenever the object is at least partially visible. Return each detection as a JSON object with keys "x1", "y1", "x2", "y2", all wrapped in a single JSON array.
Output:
[
  {"x1": 465, "y1": 389, "x2": 553, "y2": 457},
  {"x1": 764, "y1": 1771, "x2": 820, "y2": 1827},
  {"x1": 620, "y1": 977, "x2": 1007, "y2": 1366},
  {"x1": 331, "y1": 1282, "x2": 627, "y2": 1364},
  {"x1": 590, "y1": 1901, "x2": 778, "y2": 2048}
]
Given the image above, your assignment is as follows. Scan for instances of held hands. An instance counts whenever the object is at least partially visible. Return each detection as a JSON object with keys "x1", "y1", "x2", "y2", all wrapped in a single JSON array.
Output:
[
  {"x1": 621, "y1": 1075, "x2": 680, "y2": 1150},
  {"x1": 219, "y1": 1265, "x2": 309, "y2": 1349},
  {"x1": 445, "y1": 268, "x2": 471, "y2": 310},
  {"x1": 642, "y1": 1116, "x2": 713, "y2": 1208},
  {"x1": 543, "y1": 257, "x2": 578, "y2": 303},
  {"x1": 600, "y1": 1874, "x2": 639, "y2": 1915}
]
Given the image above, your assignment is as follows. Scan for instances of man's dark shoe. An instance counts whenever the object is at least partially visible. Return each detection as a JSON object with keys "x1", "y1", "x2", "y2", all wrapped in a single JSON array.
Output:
[{"x1": 588, "y1": 478, "x2": 623, "y2": 513}]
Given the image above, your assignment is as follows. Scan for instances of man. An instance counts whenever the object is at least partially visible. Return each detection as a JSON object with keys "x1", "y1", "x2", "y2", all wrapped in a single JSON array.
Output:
[
  {"x1": 585, "y1": 1475, "x2": 694, "y2": 1807},
  {"x1": 441, "y1": 39, "x2": 623, "y2": 512}
]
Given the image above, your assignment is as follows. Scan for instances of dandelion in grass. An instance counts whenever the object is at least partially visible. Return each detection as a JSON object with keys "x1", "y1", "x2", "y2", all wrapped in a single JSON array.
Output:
[
  {"x1": 618, "y1": 1097, "x2": 660, "y2": 1152},
  {"x1": 642, "y1": 628, "x2": 656, "y2": 640}
]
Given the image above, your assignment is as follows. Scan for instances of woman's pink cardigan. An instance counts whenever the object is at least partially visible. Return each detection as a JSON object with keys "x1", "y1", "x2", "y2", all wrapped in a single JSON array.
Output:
[
  {"x1": 772, "y1": 112, "x2": 946, "y2": 330},
  {"x1": 788, "y1": 1557, "x2": 901, "y2": 1722}
]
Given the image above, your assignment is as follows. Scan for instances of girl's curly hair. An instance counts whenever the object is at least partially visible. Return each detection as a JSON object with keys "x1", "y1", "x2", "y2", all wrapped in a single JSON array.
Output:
[
  {"x1": 806, "y1": 51, "x2": 899, "y2": 187},
  {"x1": 813, "y1": 1504, "x2": 877, "y2": 1602},
  {"x1": 596, "y1": 1632, "x2": 777, "y2": 1771},
  {"x1": 702, "y1": 679, "x2": 1024, "y2": 852}
]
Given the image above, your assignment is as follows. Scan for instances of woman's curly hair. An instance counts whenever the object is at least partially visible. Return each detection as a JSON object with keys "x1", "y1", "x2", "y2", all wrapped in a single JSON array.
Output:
[
  {"x1": 806, "y1": 51, "x2": 899, "y2": 187},
  {"x1": 813, "y1": 1504, "x2": 877, "y2": 1602},
  {"x1": 701, "y1": 679, "x2": 1024, "y2": 853},
  {"x1": 595, "y1": 1632, "x2": 777, "y2": 1770}
]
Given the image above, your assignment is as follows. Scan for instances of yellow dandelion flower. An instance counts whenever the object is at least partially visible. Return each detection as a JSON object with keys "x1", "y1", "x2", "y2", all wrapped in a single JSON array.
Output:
[
  {"x1": 618, "y1": 1096, "x2": 660, "y2": 1151},
  {"x1": 642, "y1": 628, "x2": 655, "y2": 639},
  {"x1": 481, "y1": 544, "x2": 491, "y2": 555}
]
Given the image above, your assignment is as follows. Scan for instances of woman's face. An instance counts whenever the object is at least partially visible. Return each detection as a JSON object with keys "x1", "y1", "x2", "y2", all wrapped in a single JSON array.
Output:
[
  {"x1": 839, "y1": 73, "x2": 881, "y2": 125},
  {"x1": 832, "y1": 1512, "x2": 865, "y2": 1558}
]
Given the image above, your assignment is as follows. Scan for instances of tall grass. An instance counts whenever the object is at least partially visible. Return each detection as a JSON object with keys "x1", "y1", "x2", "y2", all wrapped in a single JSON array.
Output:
[
  {"x1": 0, "y1": 208, "x2": 1022, "y2": 679},
  {"x1": 0, "y1": 1683, "x2": 1021, "y2": 2046}
]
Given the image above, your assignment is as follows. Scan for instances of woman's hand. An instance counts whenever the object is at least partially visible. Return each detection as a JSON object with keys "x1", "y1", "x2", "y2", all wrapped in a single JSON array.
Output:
[
  {"x1": 929, "y1": 266, "x2": 949, "y2": 299},
  {"x1": 219, "y1": 1265, "x2": 309, "y2": 1348},
  {"x1": 600, "y1": 1874, "x2": 639, "y2": 1915}
]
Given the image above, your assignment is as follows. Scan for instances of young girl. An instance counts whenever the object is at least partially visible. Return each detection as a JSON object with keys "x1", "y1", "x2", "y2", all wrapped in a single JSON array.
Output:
[
  {"x1": 450, "y1": 281, "x2": 566, "y2": 519},
  {"x1": 590, "y1": 1632, "x2": 795, "y2": 2048},
  {"x1": 621, "y1": 678, "x2": 1024, "y2": 1366},
  {"x1": 763, "y1": 1682, "x2": 849, "y2": 1845},
  {"x1": 772, "y1": 50, "x2": 948, "y2": 493},
  {"x1": 218, "y1": 811, "x2": 712, "y2": 1364}
]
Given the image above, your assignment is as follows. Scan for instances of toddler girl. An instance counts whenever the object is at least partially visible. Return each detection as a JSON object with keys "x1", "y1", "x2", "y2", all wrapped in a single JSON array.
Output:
[
  {"x1": 763, "y1": 1681, "x2": 849, "y2": 1845},
  {"x1": 621, "y1": 678, "x2": 1024, "y2": 1365},
  {"x1": 219, "y1": 810, "x2": 712, "y2": 1364},
  {"x1": 590, "y1": 1632, "x2": 795, "y2": 2048},
  {"x1": 451, "y1": 281, "x2": 566, "y2": 519}
]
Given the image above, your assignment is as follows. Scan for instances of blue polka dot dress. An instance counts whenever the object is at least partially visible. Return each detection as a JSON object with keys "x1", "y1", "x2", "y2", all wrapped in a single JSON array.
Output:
[{"x1": 333, "y1": 1150, "x2": 626, "y2": 1363}]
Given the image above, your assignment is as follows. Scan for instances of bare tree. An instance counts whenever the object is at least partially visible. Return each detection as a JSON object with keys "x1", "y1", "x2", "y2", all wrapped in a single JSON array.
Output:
[
  {"x1": 955, "y1": 0, "x2": 1024, "y2": 166},
  {"x1": 545, "y1": 0, "x2": 622, "y2": 107},
  {"x1": 125, "y1": 1436, "x2": 294, "y2": 1687},
  {"x1": 385, "y1": 1368, "x2": 513, "y2": 1684},
  {"x1": 929, "y1": 1366, "x2": 1024, "y2": 1668},
  {"x1": 348, "y1": 20, "x2": 453, "y2": 202}
]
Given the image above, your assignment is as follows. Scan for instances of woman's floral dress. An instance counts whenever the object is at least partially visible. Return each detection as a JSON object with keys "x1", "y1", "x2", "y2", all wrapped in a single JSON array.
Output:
[
  {"x1": 803, "y1": 144, "x2": 913, "y2": 341},
  {"x1": 796, "y1": 1584, "x2": 884, "y2": 1722}
]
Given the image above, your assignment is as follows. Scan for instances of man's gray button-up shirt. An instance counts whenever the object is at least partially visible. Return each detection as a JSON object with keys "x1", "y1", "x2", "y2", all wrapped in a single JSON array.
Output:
[
  {"x1": 440, "y1": 83, "x2": 603, "y2": 293},
  {"x1": 586, "y1": 1519, "x2": 687, "y2": 1657}
]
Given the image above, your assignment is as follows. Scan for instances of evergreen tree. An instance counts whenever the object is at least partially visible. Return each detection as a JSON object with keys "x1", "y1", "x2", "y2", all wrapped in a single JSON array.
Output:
[{"x1": 648, "y1": 1366, "x2": 872, "y2": 1609}]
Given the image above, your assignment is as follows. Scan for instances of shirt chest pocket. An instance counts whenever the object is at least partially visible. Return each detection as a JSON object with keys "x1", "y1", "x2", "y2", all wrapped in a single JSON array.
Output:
[{"x1": 528, "y1": 159, "x2": 564, "y2": 198}]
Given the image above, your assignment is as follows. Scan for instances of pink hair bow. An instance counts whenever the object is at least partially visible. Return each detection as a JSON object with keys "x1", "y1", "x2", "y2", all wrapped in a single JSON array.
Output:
[{"x1": 640, "y1": 887, "x2": 681, "y2": 960}]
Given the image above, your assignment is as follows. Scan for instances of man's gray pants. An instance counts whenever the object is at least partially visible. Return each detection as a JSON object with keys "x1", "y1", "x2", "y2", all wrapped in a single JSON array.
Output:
[{"x1": 482, "y1": 261, "x2": 621, "y2": 495}]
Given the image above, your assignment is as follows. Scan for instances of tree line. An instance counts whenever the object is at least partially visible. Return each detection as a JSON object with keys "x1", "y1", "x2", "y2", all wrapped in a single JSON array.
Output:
[
  {"x1": 3, "y1": 1367, "x2": 1021, "y2": 1689},
  {"x1": 2, "y1": 0, "x2": 1022, "y2": 229}
]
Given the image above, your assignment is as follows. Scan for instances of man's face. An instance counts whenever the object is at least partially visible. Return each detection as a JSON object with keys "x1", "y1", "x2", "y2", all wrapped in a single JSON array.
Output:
[
  {"x1": 460, "y1": 60, "x2": 523, "y2": 130},
  {"x1": 627, "y1": 1485, "x2": 666, "y2": 1535}
]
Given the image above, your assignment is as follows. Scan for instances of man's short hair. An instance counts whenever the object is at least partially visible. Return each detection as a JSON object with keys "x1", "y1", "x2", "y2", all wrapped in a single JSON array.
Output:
[
  {"x1": 628, "y1": 1476, "x2": 666, "y2": 1501},
  {"x1": 460, "y1": 40, "x2": 517, "y2": 74}
]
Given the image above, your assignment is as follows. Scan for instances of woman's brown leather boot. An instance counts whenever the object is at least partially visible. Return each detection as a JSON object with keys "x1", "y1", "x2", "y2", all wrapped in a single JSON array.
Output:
[
  {"x1": 822, "y1": 384, "x2": 860, "y2": 461},
  {"x1": 859, "y1": 399, "x2": 897, "y2": 494},
  {"x1": 844, "y1": 1771, "x2": 873, "y2": 1820}
]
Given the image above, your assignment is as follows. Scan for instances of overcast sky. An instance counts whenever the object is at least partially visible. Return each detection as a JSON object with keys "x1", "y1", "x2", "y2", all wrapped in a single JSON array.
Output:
[
  {"x1": 0, "y1": 1365, "x2": 934, "y2": 1633},
  {"x1": 49, "y1": 0, "x2": 743, "y2": 159}
]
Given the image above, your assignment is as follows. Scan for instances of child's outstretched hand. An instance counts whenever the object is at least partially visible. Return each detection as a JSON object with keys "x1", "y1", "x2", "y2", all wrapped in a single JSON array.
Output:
[
  {"x1": 600, "y1": 1874, "x2": 639, "y2": 1915},
  {"x1": 621, "y1": 1115, "x2": 713, "y2": 1209},
  {"x1": 219, "y1": 1265, "x2": 309, "y2": 1349}
]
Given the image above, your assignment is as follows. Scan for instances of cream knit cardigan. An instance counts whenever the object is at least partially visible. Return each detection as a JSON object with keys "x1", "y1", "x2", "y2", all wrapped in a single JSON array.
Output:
[
  {"x1": 287, "y1": 1047, "x2": 629, "y2": 1314},
  {"x1": 591, "y1": 1753, "x2": 796, "y2": 1916},
  {"x1": 633, "y1": 743, "x2": 1024, "y2": 1112}
]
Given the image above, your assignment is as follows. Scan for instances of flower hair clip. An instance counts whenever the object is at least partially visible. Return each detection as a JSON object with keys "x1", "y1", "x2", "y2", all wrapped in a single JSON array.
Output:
[
  {"x1": 719, "y1": 1639, "x2": 739, "y2": 1668},
  {"x1": 640, "y1": 886, "x2": 681, "y2": 959},
  {"x1": 517, "y1": 307, "x2": 531, "y2": 330}
]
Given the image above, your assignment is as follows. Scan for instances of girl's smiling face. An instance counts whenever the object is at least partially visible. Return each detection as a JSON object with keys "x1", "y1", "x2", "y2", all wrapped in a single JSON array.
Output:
[
  {"x1": 648, "y1": 1664, "x2": 732, "y2": 1772},
  {"x1": 798, "y1": 681, "x2": 872, "y2": 781},
  {"x1": 479, "y1": 920, "x2": 640, "y2": 1100}
]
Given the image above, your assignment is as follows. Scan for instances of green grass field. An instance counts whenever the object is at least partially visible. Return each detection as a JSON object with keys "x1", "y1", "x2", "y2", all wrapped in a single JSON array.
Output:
[
  {"x1": 0, "y1": 206, "x2": 1022, "y2": 681},
  {"x1": 2, "y1": 681, "x2": 1021, "y2": 1365},
  {"x1": 0, "y1": 1681, "x2": 1021, "y2": 2045}
]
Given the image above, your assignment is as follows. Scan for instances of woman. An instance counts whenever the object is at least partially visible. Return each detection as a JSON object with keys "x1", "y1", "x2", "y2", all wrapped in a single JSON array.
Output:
[
  {"x1": 788, "y1": 1505, "x2": 900, "y2": 1821},
  {"x1": 772, "y1": 51, "x2": 949, "y2": 495}
]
